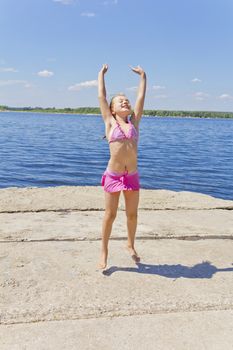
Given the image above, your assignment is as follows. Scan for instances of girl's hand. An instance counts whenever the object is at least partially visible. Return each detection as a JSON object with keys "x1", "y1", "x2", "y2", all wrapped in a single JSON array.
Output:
[
  {"x1": 99, "y1": 64, "x2": 108, "y2": 74},
  {"x1": 130, "y1": 65, "x2": 145, "y2": 76}
]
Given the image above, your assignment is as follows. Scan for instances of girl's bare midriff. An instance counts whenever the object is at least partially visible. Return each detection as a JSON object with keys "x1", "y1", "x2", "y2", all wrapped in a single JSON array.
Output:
[{"x1": 107, "y1": 139, "x2": 138, "y2": 173}]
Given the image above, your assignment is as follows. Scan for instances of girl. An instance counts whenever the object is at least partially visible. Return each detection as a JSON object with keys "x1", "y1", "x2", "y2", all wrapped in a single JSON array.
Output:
[{"x1": 98, "y1": 64, "x2": 146, "y2": 269}]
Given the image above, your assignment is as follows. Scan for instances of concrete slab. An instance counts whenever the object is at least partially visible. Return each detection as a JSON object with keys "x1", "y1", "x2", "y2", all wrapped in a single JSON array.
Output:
[
  {"x1": 1, "y1": 240, "x2": 233, "y2": 325},
  {"x1": 1, "y1": 310, "x2": 233, "y2": 350},
  {"x1": 1, "y1": 186, "x2": 233, "y2": 349},
  {"x1": 0, "y1": 186, "x2": 233, "y2": 212},
  {"x1": 0, "y1": 209, "x2": 233, "y2": 243}
]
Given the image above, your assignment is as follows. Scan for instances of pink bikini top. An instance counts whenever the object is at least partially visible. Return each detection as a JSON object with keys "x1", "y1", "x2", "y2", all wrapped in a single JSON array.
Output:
[{"x1": 108, "y1": 120, "x2": 139, "y2": 144}]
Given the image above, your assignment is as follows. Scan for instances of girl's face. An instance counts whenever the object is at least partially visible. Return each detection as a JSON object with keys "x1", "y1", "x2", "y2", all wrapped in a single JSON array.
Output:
[{"x1": 111, "y1": 95, "x2": 132, "y2": 118}]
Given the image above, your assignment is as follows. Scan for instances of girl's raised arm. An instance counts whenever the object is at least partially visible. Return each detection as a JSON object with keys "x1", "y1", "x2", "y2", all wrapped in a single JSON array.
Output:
[
  {"x1": 98, "y1": 64, "x2": 112, "y2": 123},
  {"x1": 130, "y1": 65, "x2": 147, "y2": 123}
]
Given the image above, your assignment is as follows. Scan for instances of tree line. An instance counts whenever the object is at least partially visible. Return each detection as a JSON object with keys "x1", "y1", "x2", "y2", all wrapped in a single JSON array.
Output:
[{"x1": 0, "y1": 105, "x2": 233, "y2": 118}]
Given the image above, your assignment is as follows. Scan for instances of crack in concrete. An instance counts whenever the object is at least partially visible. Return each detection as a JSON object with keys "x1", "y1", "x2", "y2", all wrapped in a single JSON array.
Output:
[
  {"x1": 0, "y1": 206, "x2": 233, "y2": 214},
  {"x1": 1, "y1": 304, "x2": 233, "y2": 326},
  {"x1": 0, "y1": 234, "x2": 233, "y2": 244}
]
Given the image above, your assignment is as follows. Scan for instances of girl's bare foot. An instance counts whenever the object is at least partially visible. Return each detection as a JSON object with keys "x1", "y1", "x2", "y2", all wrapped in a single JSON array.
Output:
[
  {"x1": 98, "y1": 249, "x2": 108, "y2": 269},
  {"x1": 127, "y1": 246, "x2": 140, "y2": 263}
]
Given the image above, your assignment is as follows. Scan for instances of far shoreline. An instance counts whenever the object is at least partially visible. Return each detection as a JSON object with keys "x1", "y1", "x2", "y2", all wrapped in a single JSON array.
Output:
[{"x1": 1, "y1": 109, "x2": 233, "y2": 119}]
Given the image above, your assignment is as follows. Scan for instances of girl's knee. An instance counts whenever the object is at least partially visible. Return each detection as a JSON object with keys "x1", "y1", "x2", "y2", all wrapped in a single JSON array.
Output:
[
  {"x1": 126, "y1": 212, "x2": 138, "y2": 221},
  {"x1": 104, "y1": 210, "x2": 117, "y2": 222}
]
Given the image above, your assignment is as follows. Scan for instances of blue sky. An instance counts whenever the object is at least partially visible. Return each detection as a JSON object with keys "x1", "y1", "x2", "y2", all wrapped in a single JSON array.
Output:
[{"x1": 1, "y1": 0, "x2": 233, "y2": 111}]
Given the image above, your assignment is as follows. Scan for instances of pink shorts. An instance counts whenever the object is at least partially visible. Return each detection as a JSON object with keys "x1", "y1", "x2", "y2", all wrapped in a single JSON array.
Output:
[{"x1": 101, "y1": 168, "x2": 140, "y2": 193}]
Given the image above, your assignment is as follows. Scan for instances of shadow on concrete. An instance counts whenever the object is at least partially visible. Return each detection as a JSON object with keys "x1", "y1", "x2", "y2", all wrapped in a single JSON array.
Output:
[{"x1": 103, "y1": 261, "x2": 233, "y2": 279}]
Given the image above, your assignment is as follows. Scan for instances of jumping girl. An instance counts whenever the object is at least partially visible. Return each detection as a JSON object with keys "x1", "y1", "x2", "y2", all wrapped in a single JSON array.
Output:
[{"x1": 98, "y1": 64, "x2": 146, "y2": 269}]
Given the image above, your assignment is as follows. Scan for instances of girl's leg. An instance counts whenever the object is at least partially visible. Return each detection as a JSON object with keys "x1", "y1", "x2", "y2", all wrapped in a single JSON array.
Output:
[
  {"x1": 123, "y1": 190, "x2": 140, "y2": 262},
  {"x1": 98, "y1": 191, "x2": 121, "y2": 269}
]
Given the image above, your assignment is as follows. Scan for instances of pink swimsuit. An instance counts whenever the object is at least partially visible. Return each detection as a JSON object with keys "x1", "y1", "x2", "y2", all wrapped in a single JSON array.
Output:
[
  {"x1": 108, "y1": 119, "x2": 139, "y2": 143},
  {"x1": 101, "y1": 120, "x2": 140, "y2": 193}
]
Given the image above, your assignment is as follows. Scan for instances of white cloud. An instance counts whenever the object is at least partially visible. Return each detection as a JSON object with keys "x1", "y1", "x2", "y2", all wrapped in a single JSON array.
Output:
[
  {"x1": 53, "y1": 0, "x2": 74, "y2": 5},
  {"x1": 0, "y1": 67, "x2": 18, "y2": 73},
  {"x1": 37, "y1": 70, "x2": 54, "y2": 77},
  {"x1": 191, "y1": 78, "x2": 202, "y2": 83},
  {"x1": 102, "y1": 0, "x2": 118, "y2": 5},
  {"x1": 218, "y1": 94, "x2": 233, "y2": 100},
  {"x1": 68, "y1": 80, "x2": 98, "y2": 91},
  {"x1": 0, "y1": 80, "x2": 29, "y2": 87},
  {"x1": 154, "y1": 94, "x2": 167, "y2": 99},
  {"x1": 24, "y1": 83, "x2": 35, "y2": 89},
  {"x1": 152, "y1": 85, "x2": 165, "y2": 90},
  {"x1": 126, "y1": 86, "x2": 138, "y2": 91},
  {"x1": 81, "y1": 12, "x2": 96, "y2": 17},
  {"x1": 194, "y1": 91, "x2": 209, "y2": 101}
]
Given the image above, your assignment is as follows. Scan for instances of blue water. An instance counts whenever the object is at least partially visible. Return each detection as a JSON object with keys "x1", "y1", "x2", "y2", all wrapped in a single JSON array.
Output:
[{"x1": 0, "y1": 112, "x2": 232, "y2": 200}]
